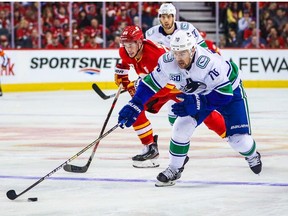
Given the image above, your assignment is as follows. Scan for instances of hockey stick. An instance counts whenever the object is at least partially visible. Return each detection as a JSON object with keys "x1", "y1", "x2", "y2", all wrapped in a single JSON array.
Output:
[
  {"x1": 92, "y1": 83, "x2": 127, "y2": 100},
  {"x1": 63, "y1": 85, "x2": 123, "y2": 173},
  {"x1": 0, "y1": 80, "x2": 3, "y2": 96},
  {"x1": 6, "y1": 122, "x2": 122, "y2": 200}
]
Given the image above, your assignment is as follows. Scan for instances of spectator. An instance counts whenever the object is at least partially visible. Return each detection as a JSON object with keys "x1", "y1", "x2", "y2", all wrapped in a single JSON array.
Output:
[
  {"x1": 219, "y1": 35, "x2": 227, "y2": 49},
  {"x1": 218, "y1": 2, "x2": 229, "y2": 30},
  {"x1": 0, "y1": 34, "x2": 10, "y2": 48},
  {"x1": 261, "y1": 18, "x2": 275, "y2": 40},
  {"x1": 226, "y1": 2, "x2": 243, "y2": 33},
  {"x1": 226, "y1": 28, "x2": 241, "y2": 47},
  {"x1": 42, "y1": 6, "x2": 53, "y2": 33},
  {"x1": 83, "y1": 32, "x2": 99, "y2": 49},
  {"x1": 108, "y1": 32, "x2": 121, "y2": 48},
  {"x1": 0, "y1": 9, "x2": 10, "y2": 34},
  {"x1": 113, "y1": 6, "x2": 133, "y2": 30},
  {"x1": 244, "y1": 35, "x2": 266, "y2": 48},
  {"x1": 72, "y1": 2, "x2": 80, "y2": 20},
  {"x1": 78, "y1": 10, "x2": 91, "y2": 29},
  {"x1": 281, "y1": 23, "x2": 288, "y2": 43},
  {"x1": 267, "y1": 2, "x2": 278, "y2": 18},
  {"x1": 243, "y1": 21, "x2": 257, "y2": 41},
  {"x1": 141, "y1": 7, "x2": 154, "y2": 32},
  {"x1": 133, "y1": 16, "x2": 140, "y2": 26},
  {"x1": 266, "y1": 27, "x2": 285, "y2": 48},
  {"x1": 273, "y1": 8, "x2": 288, "y2": 32},
  {"x1": 238, "y1": 10, "x2": 253, "y2": 38},
  {"x1": 15, "y1": 18, "x2": 33, "y2": 48},
  {"x1": 243, "y1": 2, "x2": 255, "y2": 18},
  {"x1": 30, "y1": 28, "x2": 39, "y2": 48},
  {"x1": 46, "y1": 33, "x2": 64, "y2": 49},
  {"x1": 54, "y1": 4, "x2": 69, "y2": 26},
  {"x1": 242, "y1": 28, "x2": 265, "y2": 48}
]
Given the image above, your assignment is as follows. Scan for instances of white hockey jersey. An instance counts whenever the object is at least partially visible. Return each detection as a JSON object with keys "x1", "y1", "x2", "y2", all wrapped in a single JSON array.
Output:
[
  {"x1": 145, "y1": 21, "x2": 206, "y2": 48},
  {"x1": 143, "y1": 46, "x2": 241, "y2": 99}
]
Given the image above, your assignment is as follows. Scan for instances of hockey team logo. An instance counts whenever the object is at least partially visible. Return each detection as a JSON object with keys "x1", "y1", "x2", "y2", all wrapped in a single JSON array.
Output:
[
  {"x1": 79, "y1": 68, "x2": 101, "y2": 75},
  {"x1": 196, "y1": 55, "x2": 210, "y2": 69}
]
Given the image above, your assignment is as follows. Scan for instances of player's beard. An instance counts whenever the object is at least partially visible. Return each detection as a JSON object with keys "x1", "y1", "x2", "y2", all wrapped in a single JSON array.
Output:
[
  {"x1": 177, "y1": 60, "x2": 187, "y2": 69},
  {"x1": 161, "y1": 21, "x2": 174, "y2": 32},
  {"x1": 177, "y1": 57, "x2": 192, "y2": 69}
]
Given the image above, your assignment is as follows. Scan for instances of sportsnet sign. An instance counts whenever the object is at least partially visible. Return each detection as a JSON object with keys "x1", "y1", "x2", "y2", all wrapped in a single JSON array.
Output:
[{"x1": 2, "y1": 49, "x2": 121, "y2": 84}]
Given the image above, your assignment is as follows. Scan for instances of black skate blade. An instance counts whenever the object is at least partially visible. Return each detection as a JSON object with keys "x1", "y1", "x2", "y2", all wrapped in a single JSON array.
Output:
[
  {"x1": 155, "y1": 180, "x2": 176, "y2": 187},
  {"x1": 132, "y1": 159, "x2": 160, "y2": 168}
]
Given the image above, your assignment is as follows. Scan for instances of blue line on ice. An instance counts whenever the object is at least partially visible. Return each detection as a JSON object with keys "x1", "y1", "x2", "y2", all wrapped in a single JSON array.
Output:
[{"x1": 1, "y1": 175, "x2": 288, "y2": 187}]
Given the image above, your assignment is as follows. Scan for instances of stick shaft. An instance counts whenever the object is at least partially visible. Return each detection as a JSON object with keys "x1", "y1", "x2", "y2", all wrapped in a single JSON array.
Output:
[{"x1": 7, "y1": 122, "x2": 121, "y2": 200}]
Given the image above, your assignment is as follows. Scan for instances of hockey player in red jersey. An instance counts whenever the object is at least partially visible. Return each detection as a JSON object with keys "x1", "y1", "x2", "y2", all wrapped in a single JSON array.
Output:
[
  {"x1": 115, "y1": 25, "x2": 181, "y2": 168},
  {"x1": 0, "y1": 47, "x2": 8, "y2": 96}
]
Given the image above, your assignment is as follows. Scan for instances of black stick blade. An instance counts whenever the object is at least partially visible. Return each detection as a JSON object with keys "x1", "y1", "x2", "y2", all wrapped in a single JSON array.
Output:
[
  {"x1": 92, "y1": 84, "x2": 110, "y2": 100},
  {"x1": 63, "y1": 164, "x2": 88, "y2": 173},
  {"x1": 6, "y1": 190, "x2": 17, "y2": 200}
]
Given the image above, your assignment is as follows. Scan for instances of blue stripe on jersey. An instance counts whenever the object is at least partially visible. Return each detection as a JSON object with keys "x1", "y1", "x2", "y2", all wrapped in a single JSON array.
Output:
[
  {"x1": 226, "y1": 61, "x2": 232, "y2": 77},
  {"x1": 215, "y1": 80, "x2": 231, "y2": 90}
]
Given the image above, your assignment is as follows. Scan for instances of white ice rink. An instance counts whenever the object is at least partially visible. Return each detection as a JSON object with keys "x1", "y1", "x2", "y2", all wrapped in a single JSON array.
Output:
[{"x1": 1, "y1": 88, "x2": 288, "y2": 216}]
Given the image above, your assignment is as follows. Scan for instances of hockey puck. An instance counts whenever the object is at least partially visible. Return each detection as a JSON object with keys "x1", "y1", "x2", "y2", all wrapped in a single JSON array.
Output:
[{"x1": 27, "y1": 197, "x2": 38, "y2": 202}]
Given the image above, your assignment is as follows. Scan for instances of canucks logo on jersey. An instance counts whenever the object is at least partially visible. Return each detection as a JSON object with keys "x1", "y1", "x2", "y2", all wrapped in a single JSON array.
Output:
[{"x1": 180, "y1": 78, "x2": 207, "y2": 94}]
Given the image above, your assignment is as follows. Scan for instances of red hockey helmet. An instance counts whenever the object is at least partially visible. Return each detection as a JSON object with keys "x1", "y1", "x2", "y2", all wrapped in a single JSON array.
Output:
[{"x1": 120, "y1": 25, "x2": 144, "y2": 44}]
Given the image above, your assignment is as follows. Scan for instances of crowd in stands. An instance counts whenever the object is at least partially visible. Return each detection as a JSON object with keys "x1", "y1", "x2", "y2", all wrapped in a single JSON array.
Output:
[
  {"x1": 218, "y1": 2, "x2": 288, "y2": 48},
  {"x1": 0, "y1": 2, "x2": 287, "y2": 49}
]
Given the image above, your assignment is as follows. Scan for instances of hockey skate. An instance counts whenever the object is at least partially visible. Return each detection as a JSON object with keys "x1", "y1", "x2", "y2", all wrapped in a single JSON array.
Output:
[
  {"x1": 132, "y1": 135, "x2": 160, "y2": 168},
  {"x1": 155, "y1": 156, "x2": 189, "y2": 187},
  {"x1": 245, "y1": 151, "x2": 262, "y2": 174}
]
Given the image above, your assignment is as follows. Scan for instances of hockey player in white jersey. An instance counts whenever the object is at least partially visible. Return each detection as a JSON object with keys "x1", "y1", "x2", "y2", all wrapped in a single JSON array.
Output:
[
  {"x1": 145, "y1": 3, "x2": 206, "y2": 49},
  {"x1": 145, "y1": 3, "x2": 227, "y2": 139},
  {"x1": 145, "y1": 2, "x2": 205, "y2": 125},
  {"x1": 118, "y1": 30, "x2": 262, "y2": 187}
]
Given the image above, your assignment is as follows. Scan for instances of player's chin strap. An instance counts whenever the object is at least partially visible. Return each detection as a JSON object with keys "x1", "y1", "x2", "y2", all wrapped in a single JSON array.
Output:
[{"x1": 132, "y1": 42, "x2": 143, "y2": 59}]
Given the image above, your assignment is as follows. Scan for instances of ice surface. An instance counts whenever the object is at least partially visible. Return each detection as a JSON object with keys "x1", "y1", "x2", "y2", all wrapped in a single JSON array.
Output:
[{"x1": 1, "y1": 89, "x2": 288, "y2": 216}]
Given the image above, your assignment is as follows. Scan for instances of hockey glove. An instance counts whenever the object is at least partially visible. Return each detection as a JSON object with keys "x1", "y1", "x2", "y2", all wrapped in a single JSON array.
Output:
[
  {"x1": 0, "y1": 49, "x2": 8, "y2": 70},
  {"x1": 127, "y1": 81, "x2": 136, "y2": 96},
  {"x1": 172, "y1": 94, "x2": 206, "y2": 117},
  {"x1": 115, "y1": 63, "x2": 130, "y2": 89},
  {"x1": 118, "y1": 96, "x2": 144, "y2": 128}
]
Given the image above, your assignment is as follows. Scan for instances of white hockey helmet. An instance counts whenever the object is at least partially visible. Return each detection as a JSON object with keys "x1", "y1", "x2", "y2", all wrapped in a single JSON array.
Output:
[
  {"x1": 158, "y1": 3, "x2": 176, "y2": 18},
  {"x1": 170, "y1": 30, "x2": 197, "y2": 52}
]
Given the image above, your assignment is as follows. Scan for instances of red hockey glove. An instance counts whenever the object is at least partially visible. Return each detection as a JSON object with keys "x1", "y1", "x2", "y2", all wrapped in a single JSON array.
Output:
[{"x1": 115, "y1": 64, "x2": 130, "y2": 89}]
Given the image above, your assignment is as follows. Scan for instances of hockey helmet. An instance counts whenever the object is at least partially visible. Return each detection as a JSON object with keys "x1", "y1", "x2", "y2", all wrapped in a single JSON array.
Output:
[
  {"x1": 120, "y1": 25, "x2": 144, "y2": 44},
  {"x1": 170, "y1": 30, "x2": 197, "y2": 52},
  {"x1": 158, "y1": 3, "x2": 176, "y2": 18}
]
